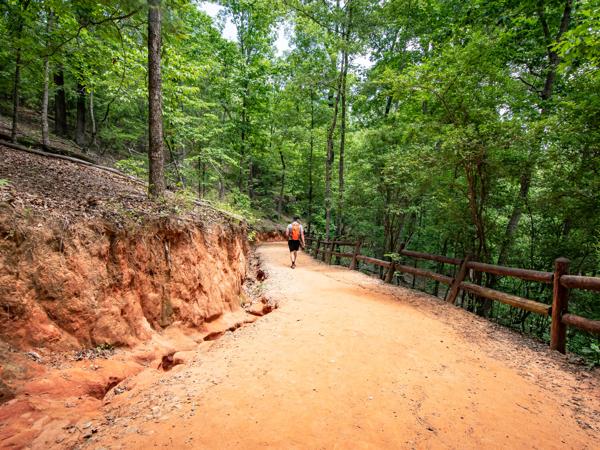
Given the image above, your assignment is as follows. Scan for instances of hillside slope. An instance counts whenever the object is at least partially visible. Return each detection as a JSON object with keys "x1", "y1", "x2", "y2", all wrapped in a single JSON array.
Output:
[{"x1": 0, "y1": 144, "x2": 262, "y2": 392}]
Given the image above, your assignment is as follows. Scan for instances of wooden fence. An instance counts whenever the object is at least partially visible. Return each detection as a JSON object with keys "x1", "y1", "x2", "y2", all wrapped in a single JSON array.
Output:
[{"x1": 304, "y1": 236, "x2": 600, "y2": 354}]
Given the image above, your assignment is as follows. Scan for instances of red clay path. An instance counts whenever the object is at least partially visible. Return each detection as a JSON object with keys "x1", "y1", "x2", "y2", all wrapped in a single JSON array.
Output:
[{"x1": 88, "y1": 242, "x2": 599, "y2": 449}]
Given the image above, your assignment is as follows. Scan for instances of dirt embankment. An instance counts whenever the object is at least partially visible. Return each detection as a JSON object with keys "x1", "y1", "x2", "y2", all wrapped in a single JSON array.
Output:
[
  {"x1": 0, "y1": 145, "x2": 271, "y2": 447},
  {"x1": 0, "y1": 214, "x2": 249, "y2": 351}
]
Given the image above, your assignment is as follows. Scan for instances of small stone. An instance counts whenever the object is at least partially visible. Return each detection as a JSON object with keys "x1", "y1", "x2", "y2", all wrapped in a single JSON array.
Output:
[
  {"x1": 26, "y1": 351, "x2": 43, "y2": 363},
  {"x1": 114, "y1": 386, "x2": 126, "y2": 395}
]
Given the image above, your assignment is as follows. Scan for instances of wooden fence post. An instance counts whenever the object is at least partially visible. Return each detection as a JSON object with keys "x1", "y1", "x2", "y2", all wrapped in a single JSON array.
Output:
[
  {"x1": 349, "y1": 240, "x2": 362, "y2": 270},
  {"x1": 315, "y1": 238, "x2": 321, "y2": 258},
  {"x1": 551, "y1": 257, "x2": 570, "y2": 353},
  {"x1": 447, "y1": 255, "x2": 470, "y2": 305}
]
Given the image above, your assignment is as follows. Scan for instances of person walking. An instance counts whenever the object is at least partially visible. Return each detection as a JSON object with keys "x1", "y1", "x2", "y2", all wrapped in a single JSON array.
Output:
[{"x1": 285, "y1": 216, "x2": 305, "y2": 269}]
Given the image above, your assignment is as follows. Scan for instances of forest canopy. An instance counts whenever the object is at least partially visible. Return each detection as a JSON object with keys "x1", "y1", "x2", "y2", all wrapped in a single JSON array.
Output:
[{"x1": 0, "y1": 0, "x2": 598, "y2": 358}]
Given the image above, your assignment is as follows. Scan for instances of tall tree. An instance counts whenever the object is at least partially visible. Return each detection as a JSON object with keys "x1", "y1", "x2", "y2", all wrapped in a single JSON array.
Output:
[
  {"x1": 495, "y1": 0, "x2": 573, "y2": 269},
  {"x1": 53, "y1": 67, "x2": 68, "y2": 136},
  {"x1": 9, "y1": 0, "x2": 32, "y2": 143},
  {"x1": 41, "y1": 9, "x2": 52, "y2": 148},
  {"x1": 148, "y1": 0, "x2": 165, "y2": 198}
]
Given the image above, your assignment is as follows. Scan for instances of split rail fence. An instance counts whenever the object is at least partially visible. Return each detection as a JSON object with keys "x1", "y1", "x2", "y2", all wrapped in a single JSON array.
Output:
[{"x1": 304, "y1": 235, "x2": 600, "y2": 354}]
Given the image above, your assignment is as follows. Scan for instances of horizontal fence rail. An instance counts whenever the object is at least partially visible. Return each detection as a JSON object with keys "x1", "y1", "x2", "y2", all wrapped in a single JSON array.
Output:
[{"x1": 304, "y1": 236, "x2": 600, "y2": 354}]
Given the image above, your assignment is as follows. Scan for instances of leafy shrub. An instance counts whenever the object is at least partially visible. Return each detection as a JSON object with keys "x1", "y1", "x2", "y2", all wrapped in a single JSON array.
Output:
[{"x1": 115, "y1": 157, "x2": 148, "y2": 179}]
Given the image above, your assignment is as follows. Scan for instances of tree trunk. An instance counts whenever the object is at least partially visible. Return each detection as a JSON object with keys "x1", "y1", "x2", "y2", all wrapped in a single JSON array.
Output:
[
  {"x1": 10, "y1": 48, "x2": 22, "y2": 143},
  {"x1": 498, "y1": 0, "x2": 572, "y2": 267},
  {"x1": 198, "y1": 159, "x2": 207, "y2": 199},
  {"x1": 433, "y1": 239, "x2": 448, "y2": 297},
  {"x1": 10, "y1": 0, "x2": 32, "y2": 143},
  {"x1": 54, "y1": 68, "x2": 68, "y2": 136},
  {"x1": 239, "y1": 83, "x2": 249, "y2": 191},
  {"x1": 89, "y1": 90, "x2": 98, "y2": 149},
  {"x1": 40, "y1": 10, "x2": 53, "y2": 148},
  {"x1": 248, "y1": 159, "x2": 254, "y2": 199},
  {"x1": 464, "y1": 160, "x2": 488, "y2": 262},
  {"x1": 41, "y1": 53, "x2": 50, "y2": 148},
  {"x1": 147, "y1": 0, "x2": 166, "y2": 198},
  {"x1": 384, "y1": 95, "x2": 392, "y2": 117},
  {"x1": 325, "y1": 64, "x2": 343, "y2": 239},
  {"x1": 497, "y1": 171, "x2": 531, "y2": 268},
  {"x1": 308, "y1": 90, "x2": 315, "y2": 233},
  {"x1": 278, "y1": 150, "x2": 285, "y2": 219},
  {"x1": 336, "y1": 47, "x2": 349, "y2": 235},
  {"x1": 325, "y1": 2, "x2": 353, "y2": 239},
  {"x1": 165, "y1": 138, "x2": 183, "y2": 186},
  {"x1": 76, "y1": 82, "x2": 86, "y2": 146}
]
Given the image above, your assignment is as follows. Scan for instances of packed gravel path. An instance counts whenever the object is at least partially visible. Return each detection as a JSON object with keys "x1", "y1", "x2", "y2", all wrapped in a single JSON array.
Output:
[{"x1": 91, "y1": 242, "x2": 599, "y2": 449}]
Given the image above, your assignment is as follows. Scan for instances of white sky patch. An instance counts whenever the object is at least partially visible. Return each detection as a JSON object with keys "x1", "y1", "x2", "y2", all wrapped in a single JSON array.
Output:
[
  {"x1": 198, "y1": 1, "x2": 291, "y2": 56},
  {"x1": 406, "y1": 38, "x2": 422, "y2": 52},
  {"x1": 275, "y1": 23, "x2": 291, "y2": 56},
  {"x1": 198, "y1": 1, "x2": 237, "y2": 42},
  {"x1": 354, "y1": 53, "x2": 375, "y2": 70},
  {"x1": 198, "y1": 2, "x2": 374, "y2": 67},
  {"x1": 497, "y1": 104, "x2": 512, "y2": 121}
]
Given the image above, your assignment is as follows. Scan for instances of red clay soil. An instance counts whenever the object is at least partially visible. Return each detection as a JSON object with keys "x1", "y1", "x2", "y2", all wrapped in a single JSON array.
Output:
[{"x1": 54, "y1": 242, "x2": 596, "y2": 450}]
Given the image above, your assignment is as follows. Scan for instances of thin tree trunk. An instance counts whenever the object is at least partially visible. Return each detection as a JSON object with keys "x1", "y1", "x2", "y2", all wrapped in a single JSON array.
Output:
[
  {"x1": 336, "y1": 47, "x2": 349, "y2": 234},
  {"x1": 325, "y1": 2, "x2": 352, "y2": 239},
  {"x1": 497, "y1": 171, "x2": 531, "y2": 268},
  {"x1": 165, "y1": 138, "x2": 183, "y2": 186},
  {"x1": 147, "y1": 0, "x2": 165, "y2": 198},
  {"x1": 325, "y1": 64, "x2": 343, "y2": 239},
  {"x1": 76, "y1": 82, "x2": 86, "y2": 146},
  {"x1": 384, "y1": 96, "x2": 392, "y2": 117},
  {"x1": 41, "y1": 10, "x2": 53, "y2": 148},
  {"x1": 239, "y1": 83, "x2": 249, "y2": 191},
  {"x1": 308, "y1": 89, "x2": 315, "y2": 233},
  {"x1": 199, "y1": 161, "x2": 207, "y2": 198},
  {"x1": 248, "y1": 160, "x2": 254, "y2": 199},
  {"x1": 464, "y1": 161, "x2": 488, "y2": 262},
  {"x1": 89, "y1": 90, "x2": 98, "y2": 149},
  {"x1": 41, "y1": 53, "x2": 50, "y2": 148},
  {"x1": 10, "y1": 0, "x2": 31, "y2": 143},
  {"x1": 433, "y1": 239, "x2": 448, "y2": 297},
  {"x1": 11, "y1": 48, "x2": 22, "y2": 143},
  {"x1": 497, "y1": 0, "x2": 572, "y2": 268},
  {"x1": 278, "y1": 150, "x2": 285, "y2": 219},
  {"x1": 54, "y1": 68, "x2": 67, "y2": 136},
  {"x1": 197, "y1": 156, "x2": 203, "y2": 197}
]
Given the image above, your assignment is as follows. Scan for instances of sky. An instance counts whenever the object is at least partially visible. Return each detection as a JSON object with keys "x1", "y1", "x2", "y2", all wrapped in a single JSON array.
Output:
[
  {"x1": 198, "y1": 1, "x2": 291, "y2": 56},
  {"x1": 197, "y1": 1, "x2": 373, "y2": 69}
]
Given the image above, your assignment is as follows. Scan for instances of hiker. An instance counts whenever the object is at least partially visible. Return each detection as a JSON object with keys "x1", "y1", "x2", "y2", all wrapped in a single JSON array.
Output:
[{"x1": 285, "y1": 216, "x2": 305, "y2": 269}]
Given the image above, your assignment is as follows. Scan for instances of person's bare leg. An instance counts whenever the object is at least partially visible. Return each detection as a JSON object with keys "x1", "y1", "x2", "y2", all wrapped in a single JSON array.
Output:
[
  {"x1": 292, "y1": 250, "x2": 298, "y2": 268},
  {"x1": 289, "y1": 251, "x2": 294, "y2": 267}
]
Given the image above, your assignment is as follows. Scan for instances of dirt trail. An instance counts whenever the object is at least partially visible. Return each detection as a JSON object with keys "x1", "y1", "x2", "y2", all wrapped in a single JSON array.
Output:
[{"x1": 84, "y1": 242, "x2": 599, "y2": 449}]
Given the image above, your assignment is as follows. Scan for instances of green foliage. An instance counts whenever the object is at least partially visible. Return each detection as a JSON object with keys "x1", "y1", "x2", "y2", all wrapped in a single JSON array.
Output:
[
  {"x1": 115, "y1": 157, "x2": 148, "y2": 180},
  {"x1": 216, "y1": 189, "x2": 258, "y2": 224},
  {"x1": 169, "y1": 187, "x2": 198, "y2": 214},
  {"x1": 1, "y1": 0, "x2": 598, "y2": 362},
  {"x1": 579, "y1": 341, "x2": 600, "y2": 368}
]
